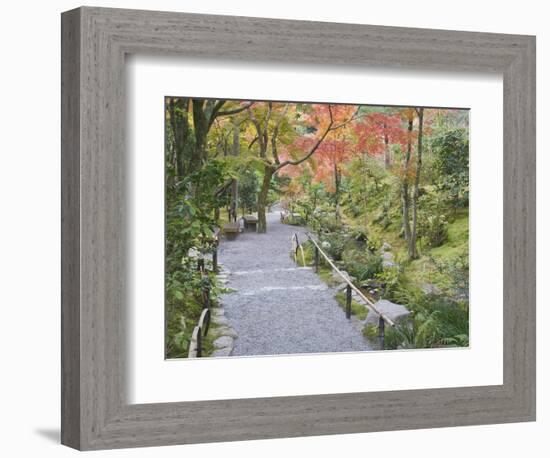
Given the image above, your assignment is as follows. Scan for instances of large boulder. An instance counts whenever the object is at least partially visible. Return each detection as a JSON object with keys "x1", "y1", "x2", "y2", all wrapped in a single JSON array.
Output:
[
  {"x1": 212, "y1": 326, "x2": 238, "y2": 339},
  {"x1": 421, "y1": 282, "x2": 441, "y2": 295},
  {"x1": 365, "y1": 299, "x2": 411, "y2": 327},
  {"x1": 380, "y1": 251, "x2": 398, "y2": 268},
  {"x1": 213, "y1": 335, "x2": 234, "y2": 349},
  {"x1": 381, "y1": 251, "x2": 394, "y2": 262},
  {"x1": 329, "y1": 270, "x2": 356, "y2": 286},
  {"x1": 212, "y1": 315, "x2": 230, "y2": 327},
  {"x1": 211, "y1": 347, "x2": 233, "y2": 358}
]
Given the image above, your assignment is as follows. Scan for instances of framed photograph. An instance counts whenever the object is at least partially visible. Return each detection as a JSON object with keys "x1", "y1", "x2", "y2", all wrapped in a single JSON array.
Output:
[{"x1": 61, "y1": 6, "x2": 536, "y2": 450}]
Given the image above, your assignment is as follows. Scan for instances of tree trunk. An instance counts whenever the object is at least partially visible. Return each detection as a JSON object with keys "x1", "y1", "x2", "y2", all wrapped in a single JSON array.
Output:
[
  {"x1": 383, "y1": 126, "x2": 391, "y2": 169},
  {"x1": 402, "y1": 116, "x2": 414, "y2": 256},
  {"x1": 191, "y1": 99, "x2": 209, "y2": 170},
  {"x1": 410, "y1": 108, "x2": 424, "y2": 260},
  {"x1": 167, "y1": 98, "x2": 190, "y2": 180},
  {"x1": 363, "y1": 153, "x2": 369, "y2": 227},
  {"x1": 402, "y1": 182, "x2": 411, "y2": 249},
  {"x1": 257, "y1": 167, "x2": 274, "y2": 233},
  {"x1": 334, "y1": 162, "x2": 341, "y2": 221},
  {"x1": 229, "y1": 120, "x2": 240, "y2": 222}
]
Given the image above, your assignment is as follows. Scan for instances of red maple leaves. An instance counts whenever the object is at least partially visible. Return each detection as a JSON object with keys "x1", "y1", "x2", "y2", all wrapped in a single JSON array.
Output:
[{"x1": 278, "y1": 104, "x2": 433, "y2": 193}]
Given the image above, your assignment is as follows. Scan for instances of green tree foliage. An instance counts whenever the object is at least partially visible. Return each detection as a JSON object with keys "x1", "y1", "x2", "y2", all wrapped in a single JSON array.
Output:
[
  {"x1": 165, "y1": 162, "x2": 228, "y2": 357},
  {"x1": 239, "y1": 169, "x2": 259, "y2": 215},
  {"x1": 432, "y1": 128, "x2": 469, "y2": 208}
]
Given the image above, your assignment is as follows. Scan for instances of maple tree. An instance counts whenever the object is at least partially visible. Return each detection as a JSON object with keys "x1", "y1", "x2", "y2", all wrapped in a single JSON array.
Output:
[
  {"x1": 279, "y1": 104, "x2": 358, "y2": 220},
  {"x1": 243, "y1": 102, "x2": 357, "y2": 232}
]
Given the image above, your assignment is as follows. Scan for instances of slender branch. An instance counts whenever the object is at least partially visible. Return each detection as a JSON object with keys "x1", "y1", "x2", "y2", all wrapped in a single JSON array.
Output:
[
  {"x1": 271, "y1": 104, "x2": 290, "y2": 164},
  {"x1": 248, "y1": 136, "x2": 259, "y2": 149},
  {"x1": 263, "y1": 102, "x2": 273, "y2": 151},
  {"x1": 332, "y1": 106, "x2": 361, "y2": 130},
  {"x1": 247, "y1": 106, "x2": 267, "y2": 156},
  {"x1": 214, "y1": 179, "x2": 233, "y2": 197},
  {"x1": 210, "y1": 100, "x2": 226, "y2": 120},
  {"x1": 207, "y1": 101, "x2": 255, "y2": 130},
  {"x1": 276, "y1": 105, "x2": 338, "y2": 169},
  {"x1": 216, "y1": 101, "x2": 255, "y2": 117}
]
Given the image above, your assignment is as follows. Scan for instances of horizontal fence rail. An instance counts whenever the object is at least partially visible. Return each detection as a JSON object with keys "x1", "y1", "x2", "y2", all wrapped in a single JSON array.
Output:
[
  {"x1": 291, "y1": 231, "x2": 394, "y2": 350},
  {"x1": 305, "y1": 233, "x2": 395, "y2": 327}
]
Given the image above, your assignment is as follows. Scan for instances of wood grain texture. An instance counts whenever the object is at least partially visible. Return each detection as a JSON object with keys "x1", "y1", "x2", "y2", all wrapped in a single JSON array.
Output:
[
  {"x1": 60, "y1": 7, "x2": 81, "y2": 449},
  {"x1": 61, "y1": 6, "x2": 536, "y2": 450}
]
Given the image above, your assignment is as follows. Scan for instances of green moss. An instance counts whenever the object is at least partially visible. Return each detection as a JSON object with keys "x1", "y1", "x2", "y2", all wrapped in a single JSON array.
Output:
[
  {"x1": 363, "y1": 323, "x2": 378, "y2": 340},
  {"x1": 317, "y1": 266, "x2": 341, "y2": 287},
  {"x1": 334, "y1": 291, "x2": 369, "y2": 321},
  {"x1": 430, "y1": 211, "x2": 468, "y2": 259},
  {"x1": 310, "y1": 255, "x2": 369, "y2": 321},
  {"x1": 385, "y1": 210, "x2": 469, "y2": 293}
]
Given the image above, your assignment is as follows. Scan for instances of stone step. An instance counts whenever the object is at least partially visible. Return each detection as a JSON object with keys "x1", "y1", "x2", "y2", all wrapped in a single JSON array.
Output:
[
  {"x1": 232, "y1": 267, "x2": 312, "y2": 276},
  {"x1": 241, "y1": 284, "x2": 328, "y2": 296}
]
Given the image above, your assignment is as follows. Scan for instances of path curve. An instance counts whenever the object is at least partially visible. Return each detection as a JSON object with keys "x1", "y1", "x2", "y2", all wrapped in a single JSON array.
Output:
[{"x1": 218, "y1": 207, "x2": 372, "y2": 356}]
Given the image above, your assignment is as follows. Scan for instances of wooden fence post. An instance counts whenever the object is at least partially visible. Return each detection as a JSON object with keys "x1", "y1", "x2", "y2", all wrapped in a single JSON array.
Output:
[
  {"x1": 378, "y1": 316, "x2": 385, "y2": 350},
  {"x1": 196, "y1": 327, "x2": 202, "y2": 357},
  {"x1": 203, "y1": 283, "x2": 210, "y2": 309},
  {"x1": 212, "y1": 245, "x2": 218, "y2": 273},
  {"x1": 314, "y1": 246, "x2": 319, "y2": 273},
  {"x1": 203, "y1": 309, "x2": 210, "y2": 336},
  {"x1": 346, "y1": 284, "x2": 352, "y2": 319}
]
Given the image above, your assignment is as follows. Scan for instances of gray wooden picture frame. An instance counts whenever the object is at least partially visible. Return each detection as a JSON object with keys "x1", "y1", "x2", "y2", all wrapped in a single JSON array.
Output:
[{"x1": 61, "y1": 6, "x2": 536, "y2": 451}]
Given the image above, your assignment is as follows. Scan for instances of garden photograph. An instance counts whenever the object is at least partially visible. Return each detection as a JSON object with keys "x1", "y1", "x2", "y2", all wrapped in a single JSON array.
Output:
[{"x1": 164, "y1": 97, "x2": 470, "y2": 358}]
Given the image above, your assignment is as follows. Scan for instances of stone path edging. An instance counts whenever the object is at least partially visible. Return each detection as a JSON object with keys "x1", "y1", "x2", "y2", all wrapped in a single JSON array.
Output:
[{"x1": 209, "y1": 264, "x2": 239, "y2": 357}]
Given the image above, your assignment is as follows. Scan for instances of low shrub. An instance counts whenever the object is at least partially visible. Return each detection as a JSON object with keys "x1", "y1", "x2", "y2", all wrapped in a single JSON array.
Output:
[
  {"x1": 366, "y1": 232, "x2": 382, "y2": 252},
  {"x1": 311, "y1": 212, "x2": 344, "y2": 235},
  {"x1": 375, "y1": 266, "x2": 402, "y2": 300},
  {"x1": 283, "y1": 214, "x2": 305, "y2": 226},
  {"x1": 343, "y1": 251, "x2": 383, "y2": 282},
  {"x1": 375, "y1": 293, "x2": 469, "y2": 350},
  {"x1": 318, "y1": 232, "x2": 347, "y2": 260},
  {"x1": 430, "y1": 253, "x2": 469, "y2": 301},
  {"x1": 373, "y1": 199, "x2": 393, "y2": 229},
  {"x1": 417, "y1": 192, "x2": 450, "y2": 248},
  {"x1": 349, "y1": 225, "x2": 368, "y2": 243},
  {"x1": 419, "y1": 213, "x2": 448, "y2": 248}
]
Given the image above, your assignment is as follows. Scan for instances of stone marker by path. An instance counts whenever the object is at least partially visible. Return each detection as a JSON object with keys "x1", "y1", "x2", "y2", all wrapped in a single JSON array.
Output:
[{"x1": 365, "y1": 299, "x2": 411, "y2": 327}]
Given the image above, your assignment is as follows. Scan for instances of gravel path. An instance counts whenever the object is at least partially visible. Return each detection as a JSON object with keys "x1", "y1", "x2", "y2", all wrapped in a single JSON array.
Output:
[{"x1": 217, "y1": 206, "x2": 372, "y2": 356}]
